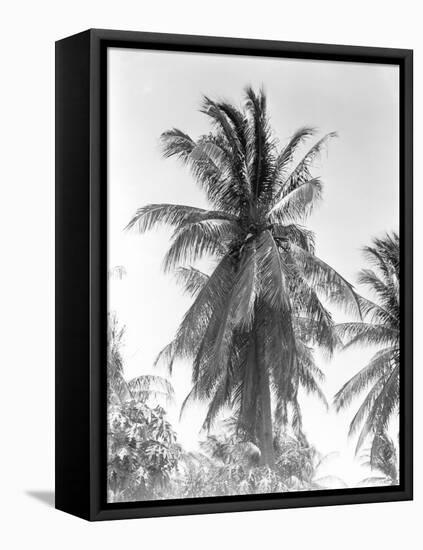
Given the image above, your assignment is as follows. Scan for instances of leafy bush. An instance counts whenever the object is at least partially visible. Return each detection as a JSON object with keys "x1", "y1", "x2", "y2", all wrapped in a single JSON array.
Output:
[
  {"x1": 107, "y1": 400, "x2": 180, "y2": 502},
  {"x1": 107, "y1": 311, "x2": 180, "y2": 502},
  {"x1": 167, "y1": 431, "x2": 345, "y2": 499}
]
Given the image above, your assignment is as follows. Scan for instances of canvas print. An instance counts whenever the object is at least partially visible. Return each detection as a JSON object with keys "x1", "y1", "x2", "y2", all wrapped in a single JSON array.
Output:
[{"x1": 106, "y1": 48, "x2": 399, "y2": 504}]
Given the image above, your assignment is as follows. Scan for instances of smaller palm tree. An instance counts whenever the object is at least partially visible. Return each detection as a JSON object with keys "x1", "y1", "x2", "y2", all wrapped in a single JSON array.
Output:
[
  {"x1": 107, "y1": 312, "x2": 174, "y2": 406},
  {"x1": 334, "y1": 233, "x2": 399, "y2": 454},
  {"x1": 108, "y1": 266, "x2": 174, "y2": 404},
  {"x1": 107, "y1": 265, "x2": 127, "y2": 280}
]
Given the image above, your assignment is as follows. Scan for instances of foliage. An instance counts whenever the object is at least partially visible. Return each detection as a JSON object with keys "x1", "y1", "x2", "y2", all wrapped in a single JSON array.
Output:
[
  {"x1": 169, "y1": 431, "x2": 345, "y2": 499},
  {"x1": 108, "y1": 265, "x2": 127, "y2": 280},
  {"x1": 334, "y1": 233, "x2": 399, "y2": 454},
  {"x1": 126, "y1": 87, "x2": 358, "y2": 464},
  {"x1": 107, "y1": 311, "x2": 179, "y2": 502},
  {"x1": 358, "y1": 430, "x2": 398, "y2": 486},
  {"x1": 107, "y1": 312, "x2": 174, "y2": 406},
  {"x1": 108, "y1": 401, "x2": 180, "y2": 502}
]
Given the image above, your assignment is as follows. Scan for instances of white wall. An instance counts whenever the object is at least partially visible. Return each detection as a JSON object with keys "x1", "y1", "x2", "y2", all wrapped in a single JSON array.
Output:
[{"x1": 0, "y1": 0, "x2": 419, "y2": 547}]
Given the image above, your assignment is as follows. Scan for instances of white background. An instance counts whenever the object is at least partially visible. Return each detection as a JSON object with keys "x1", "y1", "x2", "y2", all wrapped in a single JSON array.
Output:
[{"x1": 0, "y1": 1, "x2": 419, "y2": 548}]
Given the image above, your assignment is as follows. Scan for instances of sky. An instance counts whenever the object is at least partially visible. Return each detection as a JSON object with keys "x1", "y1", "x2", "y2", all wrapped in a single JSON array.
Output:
[{"x1": 107, "y1": 47, "x2": 399, "y2": 487}]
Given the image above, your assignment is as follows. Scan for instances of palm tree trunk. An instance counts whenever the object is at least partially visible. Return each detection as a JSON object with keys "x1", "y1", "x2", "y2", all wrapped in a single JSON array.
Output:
[{"x1": 255, "y1": 317, "x2": 276, "y2": 468}]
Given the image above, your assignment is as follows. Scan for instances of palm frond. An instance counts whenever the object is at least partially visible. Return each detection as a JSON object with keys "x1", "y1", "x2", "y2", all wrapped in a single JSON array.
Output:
[
  {"x1": 243, "y1": 86, "x2": 275, "y2": 202},
  {"x1": 264, "y1": 304, "x2": 297, "y2": 406},
  {"x1": 160, "y1": 128, "x2": 196, "y2": 161},
  {"x1": 201, "y1": 372, "x2": 233, "y2": 431},
  {"x1": 127, "y1": 375, "x2": 175, "y2": 405},
  {"x1": 162, "y1": 129, "x2": 242, "y2": 214},
  {"x1": 215, "y1": 101, "x2": 247, "y2": 150},
  {"x1": 356, "y1": 294, "x2": 397, "y2": 327},
  {"x1": 154, "y1": 340, "x2": 177, "y2": 373},
  {"x1": 290, "y1": 244, "x2": 362, "y2": 317},
  {"x1": 174, "y1": 267, "x2": 210, "y2": 297},
  {"x1": 272, "y1": 223, "x2": 315, "y2": 253},
  {"x1": 347, "y1": 378, "x2": 385, "y2": 438},
  {"x1": 296, "y1": 340, "x2": 325, "y2": 382},
  {"x1": 269, "y1": 178, "x2": 323, "y2": 223},
  {"x1": 232, "y1": 333, "x2": 261, "y2": 440},
  {"x1": 200, "y1": 97, "x2": 248, "y2": 199},
  {"x1": 334, "y1": 347, "x2": 397, "y2": 411},
  {"x1": 179, "y1": 385, "x2": 200, "y2": 420},
  {"x1": 358, "y1": 268, "x2": 399, "y2": 319},
  {"x1": 201, "y1": 96, "x2": 242, "y2": 154},
  {"x1": 278, "y1": 131, "x2": 337, "y2": 198},
  {"x1": 291, "y1": 398, "x2": 305, "y2": 438},
  {"x1": 230, "y1": 243, "x2": 259, "y2": 329},
  {"x1": 291, "y1": 276, "x2": 337, "y2": 354},
  {"x1": 336, "y1": 322, "x2": 398, "y2": 350},
  {"x1": 159, "y1": 254, "x2": 236, "y2": 368},
  {"x1": 362, "y1": 232, "x2": 399, "y2": 279},
  {"x1": 125, "y1": 203, "x2": 234, "y2": 233},
  {"x1": 162, "y1": 220, "x2": 238, "y2": 272},
  {"x1": 201, "y1": 252, "x2": 259, "y2": 386},
  {"x1": 273, "y1": 127, "x2": 316, "y2": 187},
  {"x1": 256, "y1": 230, "x2": 291, "y2": 312},
  {"x1": 355, "y1": 365, "x2": 399, "y2": 452},
  {"x1": 298, "y1": 351, "x2": 329, "y2": 409},
  {"x1": 294, "y1": 316, "x2": 340, "y2": 355},
  {"x1": 190, "y1": 140, "x2": 229, "y2": 167}
]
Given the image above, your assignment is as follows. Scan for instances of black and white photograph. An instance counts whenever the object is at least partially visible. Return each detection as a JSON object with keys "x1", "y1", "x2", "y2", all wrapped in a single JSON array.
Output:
[
  {"x1": 1, "y1": 0, "x2": 418, "y2": 543},
  {"x1": 106, "y1": 47, "x2": 401, "y2": 504}
]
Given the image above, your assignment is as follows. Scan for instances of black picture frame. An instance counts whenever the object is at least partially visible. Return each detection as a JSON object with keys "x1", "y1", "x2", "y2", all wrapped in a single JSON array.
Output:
[{"x1": 55, "y1": 28, "x2": 413, "y2": 521}]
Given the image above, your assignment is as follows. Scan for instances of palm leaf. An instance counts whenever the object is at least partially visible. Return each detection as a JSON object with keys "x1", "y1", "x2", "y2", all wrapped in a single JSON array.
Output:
[
  {"x1": 277, "y1": 131, "x2": 337, "y2": 198},
  {"x1": 161, "y1": 128, "x2": 195, "y2": 159},
  {"x1": 272, "y1": 223, "x2": 315, "y2": 253},
  {"x1": 347, "y1": 378, "x2": 385, "y2": 439},
  {"x1": 125, "y1": 203, "x2": 234, "y2": 233},
  {"x1": 290, "y1": 244, "x2": 362, "y2": 316},
  {"x1": 334, "y1": 347, "x2": 397, "y2": 411},
  {"x1": 244, "y1": 86, "x2": 274, "y2": 201},
  {"x1": 174, "y1": 267, "x2": 210, "y2": 297},
  {"x1": 158, "y1": 254, "x2": 236, "y2": 368},
  {"x1": 273, "y1": 127, "x2": 316, "y2": 187},
  {"x1": 127, "y1": 375, "x2": 175, "y2": 404},
  {"x1": 336, "y1": 322, "x2": 398, "y2": 350},
  {"x1": 355, "y1": 365, "x2": 399, "y2": 452},
  {"x1": 356, "y1": 294, "x2": 397, "y2": 327},
  {"x1": 256, "y1": 230, "x2": 291, "y2": 312},
  {"x1": 298, "y1": 359, "x2": 329, "y2": 409},
  {"x1": 162, "y1": 220, "x2": 238, "y2": 272},
  {"x1": 269, "y1": 178, "x2": 323, "y2": 223}
]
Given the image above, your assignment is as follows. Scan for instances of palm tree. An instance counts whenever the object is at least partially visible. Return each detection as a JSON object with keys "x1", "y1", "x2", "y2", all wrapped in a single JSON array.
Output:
[
  {"x1": 127, "y1": 87, "x2": 360, "y2": 466},
  {"x1": 334, "y1": 232, "x2": 399, "y2": 455},
  {"x1": 107, "y1": 267, "x2": 174, "y2": 406},
  {"x1": 107, "y1": 312, "x2": 174, "y2": 406}
]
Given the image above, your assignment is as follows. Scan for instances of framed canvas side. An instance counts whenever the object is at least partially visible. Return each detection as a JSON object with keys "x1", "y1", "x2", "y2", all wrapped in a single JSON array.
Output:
[
  {"x1": 55, "y1": 29, "x2": 413, "y2": 521},
  {"x1": 55, "y1": 30, "x2": 92, "y2": 520}
]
